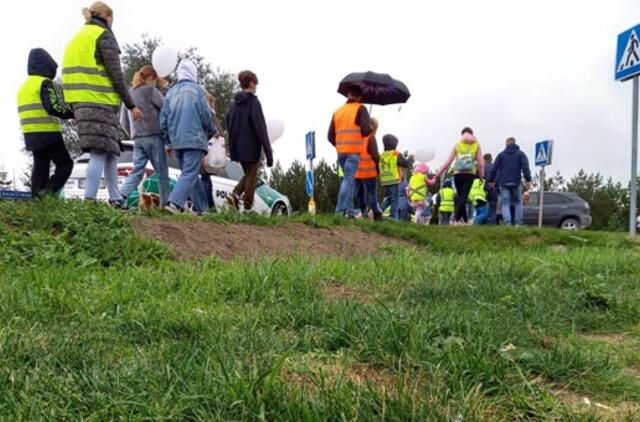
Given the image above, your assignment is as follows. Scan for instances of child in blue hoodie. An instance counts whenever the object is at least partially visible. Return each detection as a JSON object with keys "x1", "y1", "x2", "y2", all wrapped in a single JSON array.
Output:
[{"x1": 160, "y1": 60, "x2": 216, "y2": 214}]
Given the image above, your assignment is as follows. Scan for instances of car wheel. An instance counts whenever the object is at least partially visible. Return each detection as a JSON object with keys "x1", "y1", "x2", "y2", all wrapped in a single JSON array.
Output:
[
  {"x1": 271, "y1": 202, "x2": 288, "y2": 217},
  {"x1": 560, "y1": 217, "x2": 580, "y2": 230}
]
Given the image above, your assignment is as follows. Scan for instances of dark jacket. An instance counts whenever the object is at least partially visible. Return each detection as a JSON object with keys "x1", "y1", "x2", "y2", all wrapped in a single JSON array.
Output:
[
  {"x1": 327, "y1": 99, "x2": 372, "y2": 146},
  {"x1": 24, "y1": 48, "x2": 74, "y2": 151},
  {"x1": 226, "y1": 91, "x2": 273, "y2": 165},
  {"x1": 89, "y1": 17, "x2": 134, "y2": 109},
  {"x1": 489, "y1": 144, "x2": 532, "y2": 187},
  {"x1": 382, "y1": 134, "x2": 412, "y2": 168},
  {"x1": 72, "y1": 17, "x2": 134, "y2": 155}
]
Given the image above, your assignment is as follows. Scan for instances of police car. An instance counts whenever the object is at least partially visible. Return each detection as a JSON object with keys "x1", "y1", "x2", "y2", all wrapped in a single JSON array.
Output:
[{"x1": 63, "y1": 141, "x2": 291, "y2": 216}]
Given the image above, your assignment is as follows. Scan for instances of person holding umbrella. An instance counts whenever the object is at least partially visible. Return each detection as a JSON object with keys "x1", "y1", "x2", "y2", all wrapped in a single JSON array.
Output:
[{"x1": 328, "y1": 85, "x2": 372, "y2": 217}]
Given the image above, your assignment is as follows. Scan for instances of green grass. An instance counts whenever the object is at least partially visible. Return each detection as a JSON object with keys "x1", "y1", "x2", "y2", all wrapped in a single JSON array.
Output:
[{"x1": 1, "y1": 198, "x2": 639, "y2": 420}]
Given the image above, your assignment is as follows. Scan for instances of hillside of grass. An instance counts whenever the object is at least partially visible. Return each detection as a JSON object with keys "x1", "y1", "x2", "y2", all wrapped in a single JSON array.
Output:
[{"x1": 1, "y1": 199, "x2": 639, "y2": 420}]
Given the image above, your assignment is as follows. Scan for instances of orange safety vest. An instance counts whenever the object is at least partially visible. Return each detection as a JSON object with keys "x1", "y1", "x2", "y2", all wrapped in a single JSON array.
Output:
[
  {"x1": 332, "y1": 102, "x2": 366, "y2": 154},
  {"x1": 355, "y1": 135, "x2": 377, "y2": 180}
]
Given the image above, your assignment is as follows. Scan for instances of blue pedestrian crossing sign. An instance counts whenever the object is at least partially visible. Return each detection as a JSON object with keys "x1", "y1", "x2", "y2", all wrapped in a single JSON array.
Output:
[
  {"x1": 305, "y1": 170, "x2": 314, "y2": 197},
  {"x1": 535, "y1": 140, "x2": 553, "y2": 167},
  {"x1": 616, "y1": 24, "x2": 640, "y2": 81}
]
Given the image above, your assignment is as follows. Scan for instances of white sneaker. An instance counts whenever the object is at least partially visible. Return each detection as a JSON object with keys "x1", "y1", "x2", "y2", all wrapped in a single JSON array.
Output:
[{"x1": 163, "y1": 203, "x2": 182, "y2": 215}]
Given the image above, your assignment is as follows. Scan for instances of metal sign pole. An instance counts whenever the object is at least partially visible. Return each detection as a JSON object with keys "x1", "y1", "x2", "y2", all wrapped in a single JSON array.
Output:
[
  {"x1": 631, "y1": 76, "x2": 639, "y2": 238},
  {"x1": 538, "y1": 166, "x2": 545, "y2": 228}
]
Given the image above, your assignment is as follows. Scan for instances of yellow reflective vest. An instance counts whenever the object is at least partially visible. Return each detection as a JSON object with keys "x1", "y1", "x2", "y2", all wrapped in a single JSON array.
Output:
[
  {"x1": 62, "y1": 24, "x2": 120, "y2": 106},
  {"x1": 379, "y1": 150, "x2": 401, "y2": 186},
  {"x1": 408, "y1": 173, "x2": 427, "y2": 202},
  {"x1": 17, "y1": 75, "x2": 61, "y2": 134},
  {"x1": 439, "y1": 187, "x2": 455, "y2": 213},
  {"x1": 469, "y1": 178, "x2": 487, "y2": 205}
]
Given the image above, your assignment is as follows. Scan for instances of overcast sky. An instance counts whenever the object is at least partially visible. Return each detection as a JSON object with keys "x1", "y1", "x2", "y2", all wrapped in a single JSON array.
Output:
[{"x1": 2, "y1": 0, "x2": 639, "y2": 185}]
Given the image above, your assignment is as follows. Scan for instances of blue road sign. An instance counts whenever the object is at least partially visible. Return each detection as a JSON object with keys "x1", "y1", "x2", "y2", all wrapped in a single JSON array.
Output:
[
  {"x1": 0, "y1": 190, "x2": 32, "y2": 200},
  {"x1": 535, "y1": 140, "x2": 553, "y2": 167},
  {"x1": 616, "y1": 24, "x2": 640, "y2": 81},
  {"x1": 305, "y1": 131, "x2": 316, "y2": 160},
  {"x1": 305, "y1": 170, "x2": 314, "y2": 197}
]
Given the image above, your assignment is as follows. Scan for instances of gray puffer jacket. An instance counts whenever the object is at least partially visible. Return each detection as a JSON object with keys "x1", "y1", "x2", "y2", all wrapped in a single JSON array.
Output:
[{"x1": 73, "y1": 17, "x2": 134, "y2": 155}]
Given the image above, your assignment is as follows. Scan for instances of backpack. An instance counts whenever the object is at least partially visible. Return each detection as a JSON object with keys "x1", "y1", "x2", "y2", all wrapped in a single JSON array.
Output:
[{"x1": 454, "y1": 141, "x2": 479, "y2": 173}]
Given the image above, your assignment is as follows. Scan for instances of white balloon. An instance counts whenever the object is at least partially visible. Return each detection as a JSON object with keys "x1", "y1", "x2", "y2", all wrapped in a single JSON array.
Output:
[
  {"x1": 414, "y1": 148, "x2": 436, "y2": 162},
  {"x1": 151, "y1": 46, "x2": 178, "y2": 78},
  {"x1": 266, "y1": 119, "x2": 284, "y2": 144}
]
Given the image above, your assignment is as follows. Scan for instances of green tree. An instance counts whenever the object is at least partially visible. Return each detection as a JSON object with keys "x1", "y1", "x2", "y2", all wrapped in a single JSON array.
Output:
[
  {"x1": 121, "y1": 35, "x2": 238, "y2": 132},
  {"x1": 268, "y1": 160, "x2": 306, "y2": 212},
  {"x1": 313, "y1": 159, "x2": 340, "y2": 213}
]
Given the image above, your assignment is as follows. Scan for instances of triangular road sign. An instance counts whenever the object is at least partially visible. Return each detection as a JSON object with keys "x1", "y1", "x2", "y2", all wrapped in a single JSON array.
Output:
[
  {"x1": 536, "y1": 145, "x2": 547, "y2": 163},
  {"x1": 618, "y1": 29, "x2": 640, "y2": 72}
]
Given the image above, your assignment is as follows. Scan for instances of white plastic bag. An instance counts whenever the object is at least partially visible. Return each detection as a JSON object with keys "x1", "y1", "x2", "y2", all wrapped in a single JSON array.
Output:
[{"x1": 203, "y1": 137, "x2": 227, "y2": 173}]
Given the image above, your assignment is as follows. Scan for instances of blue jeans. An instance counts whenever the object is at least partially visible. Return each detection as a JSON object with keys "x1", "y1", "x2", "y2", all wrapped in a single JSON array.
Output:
[
  {"x1": 201, "y1": 173, "x2": 215, "y2": 209},
  {"x1": 119, "y1": 135, "x2": 170, "y2": 206},
  {"x1": 474, "y1": 203, "x2": 489, "y2": 225},
  {"x1": 384, "y1": 184, "x2": 400, "y2": 220},
  {"x1": 501, "y1": 185, "x2": 523, "y2": 225},
  {"x1": 355, "y1": 178, "x2": 381, "y2": 214},
  {"x1": 85, "y1": 150, "x2": 121, "y2": 201},
  {"x1": 169, "y1": 149, "x2": 208, "y2": 213},
  {"x1": 336, "y1": 153, "x2": 359, "y2": 216}
]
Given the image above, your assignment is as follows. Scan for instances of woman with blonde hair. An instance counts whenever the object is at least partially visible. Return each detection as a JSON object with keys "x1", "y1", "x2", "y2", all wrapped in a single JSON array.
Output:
[
  {"x1": 353, "y1": 117, "x2": 382, "y2": 220},
  {"x1": 62, "y1": 2, "x2": 142, "y2": 206},
  {"x1": 119, "y1": 65, "x2": 169, "y2": 208}
]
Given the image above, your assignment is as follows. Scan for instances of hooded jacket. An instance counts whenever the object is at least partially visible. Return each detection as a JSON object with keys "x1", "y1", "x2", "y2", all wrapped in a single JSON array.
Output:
[
  {"x1": 382, "y1": 134, "x2": 412, "y2": 168},
  {"x1": 22, "y1": 48, "x2": 74, "y2": 151},
  {"x1": 160, "y1": 60, "x2": 216, "y2": 151},
  {"x1": 489, "y1": 143, "x2": 532, "y2": 187},
  {"x1": 226, "y1": 91, "x2": 273, "y2": 165}
]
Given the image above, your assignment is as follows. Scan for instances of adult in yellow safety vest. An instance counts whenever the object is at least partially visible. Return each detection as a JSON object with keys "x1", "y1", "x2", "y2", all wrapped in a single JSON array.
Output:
[
  {"x1": 17, "y1": 49, "x2": 75, "y2": 198},
  {"x1": 436, "y1": 179, "x2": 456, "y2": 225},
  {"x1": 434, "y1": 126, "x2": 484, "y2": 224},
  {"x1": 62, "y1": 2, "x2": 142, "y2": 206},
  {"x1": 354, "y1": 118, "x2": 382, "y2": 220},
  {"x1": 328, "y1": 85, "x2": 372, "y2": 217}
]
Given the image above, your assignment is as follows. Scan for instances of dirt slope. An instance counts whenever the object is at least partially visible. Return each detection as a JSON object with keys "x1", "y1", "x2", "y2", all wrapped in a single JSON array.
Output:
[{"x1": 133, "y1": 218, "x2": 415, "y2": 261}]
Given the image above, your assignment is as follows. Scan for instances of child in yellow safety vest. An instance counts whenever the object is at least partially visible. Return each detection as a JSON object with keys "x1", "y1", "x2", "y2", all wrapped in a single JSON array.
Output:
[
  {"x1": 407, "y1": 161, "x2": 437, "y2": 224},
  {"x1": 469, "y1": 177, "x2": 489, "y2": 225},
  {"x1": 379, "y1": 134, "x2": 412, "y2": 221},
  {"x1": 435, "y1": 179, "x2": 456, "y2": 225}
]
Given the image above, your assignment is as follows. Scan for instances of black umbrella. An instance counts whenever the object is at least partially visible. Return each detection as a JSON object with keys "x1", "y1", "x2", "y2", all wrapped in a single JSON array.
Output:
[{"x1": 338, "y1": 71, "x2": 410, "y2": 105}]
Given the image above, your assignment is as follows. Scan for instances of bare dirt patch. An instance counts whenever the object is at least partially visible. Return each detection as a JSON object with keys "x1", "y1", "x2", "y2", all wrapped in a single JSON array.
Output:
[
  {"x1": 552, "y1": 387, "x2": 640, "y2": 420},
  {"x1": 321, "y1": 282, "x2": 374, "y2": 304},
  {"x1": 549, "y1": 244, "x2": 570, "y2": 254},
  {"x1": 580, "y1": 332, "x2": 630, "y2": 346},
  {"x1": 281, "y1": 356, "x2": 422, "y2": 397},
  {"x1": 133, "y1": 218, "x2": 417, "y2": 261},
  {"x1": 522, "y1": 234, "x2": 543, "y2": 246}
]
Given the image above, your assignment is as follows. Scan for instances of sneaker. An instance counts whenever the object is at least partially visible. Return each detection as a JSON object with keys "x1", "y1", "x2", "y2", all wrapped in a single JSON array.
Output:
[
  {"x1": 109, "y1": 199, "x2": 128, "y2": 210},
  {"x1": 163, "y1": 203, "x2": 182, "y2": 215},
  {"x1": 373, "y1": 211, "x2": 384, "y2": 222},
  {"x1": 226, "y1": 193, "x2": 240, "y2": 211}
]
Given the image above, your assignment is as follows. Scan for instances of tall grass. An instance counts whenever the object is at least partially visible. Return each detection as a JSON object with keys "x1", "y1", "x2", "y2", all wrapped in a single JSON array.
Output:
[{"x1": 0, "y1": 199, "x2": 638, "y2": 419}]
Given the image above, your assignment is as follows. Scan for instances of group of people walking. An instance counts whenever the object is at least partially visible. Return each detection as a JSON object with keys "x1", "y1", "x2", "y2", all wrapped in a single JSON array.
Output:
[
  {"x1": 18, "y1": 1, "x2": 533, "y2": 225},
  {"x1": 17, "y1": 1, "x2": 272, "y2": 215},
  {"x1": 329, "y1": 90, "x2": 534, "y2": 226}
]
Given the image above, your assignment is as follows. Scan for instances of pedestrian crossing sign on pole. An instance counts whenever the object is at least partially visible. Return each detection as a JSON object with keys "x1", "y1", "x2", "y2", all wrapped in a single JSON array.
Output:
[
  {"x1": 535, "y1": 140, "x2": 553, "y2": 167},
  {"x1": 616, "y1": 24, "x2": 640, "y2": 81}
]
